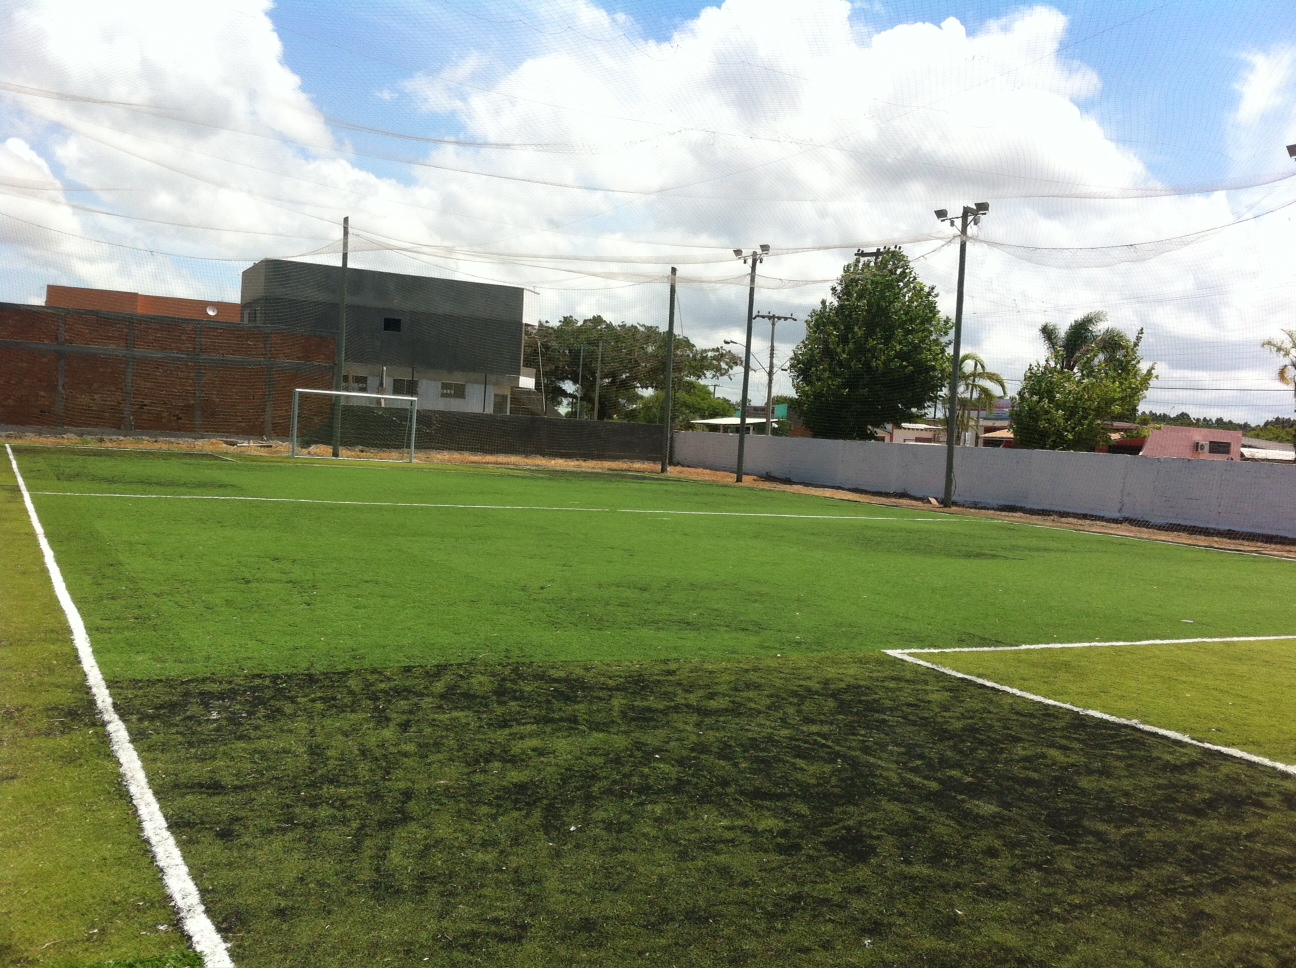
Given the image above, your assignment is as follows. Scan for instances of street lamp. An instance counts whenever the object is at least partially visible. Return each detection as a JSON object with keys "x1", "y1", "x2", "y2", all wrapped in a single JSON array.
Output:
[
  {"x1": 734, "y1": 244, "x2": 769, "y2": 482},
  {"x1": 934, "y1": 202, "x2": 989, "y2": 507}
]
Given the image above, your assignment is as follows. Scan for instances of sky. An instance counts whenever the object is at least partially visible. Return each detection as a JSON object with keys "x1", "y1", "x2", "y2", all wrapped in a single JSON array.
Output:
[{"x1": 2, "y1": 0, "x2": 1295, "y2": 420}]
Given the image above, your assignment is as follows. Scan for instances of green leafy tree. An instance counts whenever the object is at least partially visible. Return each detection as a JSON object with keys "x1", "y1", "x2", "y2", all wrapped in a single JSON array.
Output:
[
  {"x1": 632, "y1": 381, "x2": 736, "y2": 428},
  {"x1": 1011, "y1": 315, "x2": 1156, "y2": 451},
  {"x1": 525, "y1": 316, "x2": 739, "y2": 419},
  {"x1": 949, "y1": 352, "x2": 1007, "y2": 444},
  {"x1": 789, "y1": 248, "x2": 951, "y2": 440},
  {"x1": 1261, "y1": 328, "x2": 1296, "y2": 449}
]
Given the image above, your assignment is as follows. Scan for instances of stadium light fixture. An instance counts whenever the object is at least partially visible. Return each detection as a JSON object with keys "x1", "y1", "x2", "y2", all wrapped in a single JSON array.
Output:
[
  {"x1": 733, "y1": 245, "x2": 770, "y2": 482},
  {"x1": 933, "y1": 204, "x2": 990, "y2": 507},
  {"x1": 1288, "y1": 143, "x2": 1296, "y2": 159}
]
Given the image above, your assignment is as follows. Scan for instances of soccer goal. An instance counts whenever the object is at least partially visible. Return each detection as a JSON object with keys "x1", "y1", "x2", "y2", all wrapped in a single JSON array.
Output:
[{"x1": 290, "y1": 388, "x2": 419, "y2": 462}]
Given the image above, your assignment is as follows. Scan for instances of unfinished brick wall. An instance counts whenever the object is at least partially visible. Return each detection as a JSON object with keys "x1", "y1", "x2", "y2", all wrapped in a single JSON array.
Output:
[{"x1": 0, "y1": 303, "x2": 334, "y2": 438}]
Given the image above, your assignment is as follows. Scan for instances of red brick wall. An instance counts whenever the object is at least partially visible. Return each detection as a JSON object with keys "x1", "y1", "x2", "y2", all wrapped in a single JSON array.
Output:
[
  {"x1": 133, "y1": 359, "x2": 197, "y2": 432},
  {"x1": 64, "y1": 355, "x2": 126, "y2": 428},
  {"x1": 0, "y1": 348, "x2": 59, "y2": 425},
  {"x1": 0, "y1": 304, "x2": 334, "y2": 437}
]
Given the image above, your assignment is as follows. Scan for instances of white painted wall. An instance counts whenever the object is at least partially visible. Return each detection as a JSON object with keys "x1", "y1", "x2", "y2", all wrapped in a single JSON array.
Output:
[{"x1": 672, "y1": 432, "x2": 1296, "y2": 539}]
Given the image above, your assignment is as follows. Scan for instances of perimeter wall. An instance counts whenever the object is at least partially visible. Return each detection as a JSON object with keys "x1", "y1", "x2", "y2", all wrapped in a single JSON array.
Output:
[{"x1": 672, "y1": 432, "x2": 1296, "y2": 539}]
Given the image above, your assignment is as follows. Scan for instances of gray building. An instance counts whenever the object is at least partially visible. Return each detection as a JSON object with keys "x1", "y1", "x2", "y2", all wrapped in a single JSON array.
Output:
[{"x1": 240, "y1": 259, "x2": 535, "y2": 414}]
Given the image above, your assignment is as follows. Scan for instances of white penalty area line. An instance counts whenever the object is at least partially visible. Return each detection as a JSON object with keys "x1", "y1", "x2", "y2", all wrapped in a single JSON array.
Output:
[
  {"x1": 898, "y1": 634, "x2": 1296, "y2": 655},
  {"x1": 25, "y1": 489, "x2": 951, "y2": 522},
  {"x1": 885, "y1": 634, "x2": 1296, "y2": 777},
  {"x1": 4, "y1": 445, "x2": 234, "y2": 968}
]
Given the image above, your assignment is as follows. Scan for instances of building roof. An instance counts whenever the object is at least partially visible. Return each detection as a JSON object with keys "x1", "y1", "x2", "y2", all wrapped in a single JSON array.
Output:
[{"x1": 1241, "y1": 447, "x2": 1295, "y2": 462}]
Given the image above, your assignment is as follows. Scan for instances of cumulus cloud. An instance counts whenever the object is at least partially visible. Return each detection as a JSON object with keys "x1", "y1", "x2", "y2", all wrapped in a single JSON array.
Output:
[{"x1": 0, "y1": 0, "x2": 1293, "y2": 420}]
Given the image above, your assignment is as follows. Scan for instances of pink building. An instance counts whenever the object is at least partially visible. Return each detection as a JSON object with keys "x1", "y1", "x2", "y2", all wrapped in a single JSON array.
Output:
[{"x1": 1141, "y1": 425, "x2": 1242, "y2": 460}]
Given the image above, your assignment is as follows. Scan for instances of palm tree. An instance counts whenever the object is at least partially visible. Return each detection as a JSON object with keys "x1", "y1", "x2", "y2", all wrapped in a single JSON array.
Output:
[
  {"x1": 949, "y1": 352, "x2": 1007, "y2": 445},
  {"x1": 1261, "y1": 328, "x2": 1296, "y2": 449},
  {"x1": 1039, "y1": 310, "x2": 1131, "y2": 371}
]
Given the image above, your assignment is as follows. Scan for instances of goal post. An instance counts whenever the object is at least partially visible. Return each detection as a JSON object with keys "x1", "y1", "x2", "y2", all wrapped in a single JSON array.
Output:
[{"x1": 290, "y1": 389, "x2": 419, "y2": 462}]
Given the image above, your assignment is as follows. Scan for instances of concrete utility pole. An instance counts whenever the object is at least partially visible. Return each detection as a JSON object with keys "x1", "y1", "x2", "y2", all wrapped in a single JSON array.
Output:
[
  {"x1": 661, "y1": 267, "x2": 677, "y2": 473},
  {"x1": 934, "y1": 203, "x2": 989, "y2": 507},
  {"x1": 753, "y1": 311, "x2": 796, "y2": 436},
  {"x1": 331, "y1": 215, "x2": 350, "y2": 458},
  {"x1": 734, "y1": 244, "x2": 769, "y2": 483}
]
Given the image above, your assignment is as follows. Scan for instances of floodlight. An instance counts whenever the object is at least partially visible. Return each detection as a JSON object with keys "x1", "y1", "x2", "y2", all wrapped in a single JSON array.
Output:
[
  {"x1": 733, "y1": 248, "x2": 744, "y2": 258},
  {"x1": 759, "y1": 243, "x2": 770, "y2": 254},
  {"x1": 975, "y1": 201, "x2": 990, "y2": 213},
  {"x1": 934, "y1": 209, "x2": 948, "y2": 220},
  {"x1": 1288, "y1": 144, "x2": 1296, "y2": 159}
]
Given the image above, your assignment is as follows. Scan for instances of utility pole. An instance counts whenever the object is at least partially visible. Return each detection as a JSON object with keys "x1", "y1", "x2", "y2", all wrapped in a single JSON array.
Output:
[
  {"x1": 661, "y1": 267, "x2": 677, "y2": 473},
  {"x1": 734, "y1": 244, "x2": 769, "y2": 483},
  {"x1": 331, "y1": 215, "x2": 350, "y2": 458},
  {"x1": 934, "y1": 203, "x2": 989, "y2": 507},
  {"x1": 753, "y1": 311, "x2": 796, "y2": 435}
]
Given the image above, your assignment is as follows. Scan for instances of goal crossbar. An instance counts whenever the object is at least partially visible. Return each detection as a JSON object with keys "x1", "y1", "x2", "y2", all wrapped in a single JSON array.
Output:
[{"x1": 290, "y1": 388, "x2": 419, "y2": 462}]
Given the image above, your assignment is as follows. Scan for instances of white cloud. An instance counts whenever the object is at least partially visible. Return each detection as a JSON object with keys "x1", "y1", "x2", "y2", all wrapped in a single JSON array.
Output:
[{"x1": 0, "y1": 0, "x2": 1293, "y2": 420}]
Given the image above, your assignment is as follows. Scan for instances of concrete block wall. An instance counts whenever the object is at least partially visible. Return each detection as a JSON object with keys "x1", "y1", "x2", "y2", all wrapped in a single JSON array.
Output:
[{"x1": 673, "y1": 432, "x2": 1296, "y2": 540}]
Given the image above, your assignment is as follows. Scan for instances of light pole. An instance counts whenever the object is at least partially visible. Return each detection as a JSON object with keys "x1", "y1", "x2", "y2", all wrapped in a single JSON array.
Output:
[
  {"x1": 934, "y1": 202, "x2": 988, "y2": 507},
  {"x1": 734, "y1": 244, "x2": 769, "y2": 482}
]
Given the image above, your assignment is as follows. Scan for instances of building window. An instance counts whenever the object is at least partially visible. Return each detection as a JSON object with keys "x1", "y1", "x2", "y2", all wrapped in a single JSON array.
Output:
[
  {"x1": 440, "y1": 382, "x2": 466, "y2": 399},
  {"x1": 343, "y1": 374, "x2": 369, "y2": 393},
  {"x1": 241, "y1": 307, "x2": 258, "y2": 324},
  {"x1": 383, "y1": 317, "x2": 402, "y2": 332},
  {"x1": 493, "y1": 393, "x2": 509, "y2": 415},
  {"x1": 1207, "y1": 440, "x2": 1231, "y2": 455},
  {"x1": 393, "y1": 378, "x2": 419, "y2": 397}
]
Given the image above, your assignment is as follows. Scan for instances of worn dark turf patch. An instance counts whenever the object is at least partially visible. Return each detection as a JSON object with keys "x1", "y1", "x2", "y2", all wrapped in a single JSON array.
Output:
[{"x1": 116, "y1": 654, "x2": 1296, "y2": 967}]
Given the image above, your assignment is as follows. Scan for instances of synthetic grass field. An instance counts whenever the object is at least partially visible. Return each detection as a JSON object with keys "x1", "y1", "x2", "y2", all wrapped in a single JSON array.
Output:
[{"x1": 5, "y1": 443, "x2": 1296, "y2": 966}]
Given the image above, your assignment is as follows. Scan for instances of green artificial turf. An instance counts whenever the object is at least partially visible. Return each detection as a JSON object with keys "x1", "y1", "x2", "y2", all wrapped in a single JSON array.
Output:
[
  {"x1": 117, "y1": 654, "x2": 1296, "y2": 967},
  {"x1": 13, "y1": 446, "x2": 1296, "y2": 681},
  {"x1": 0, "y1": 453, "x2": 197, "y2": 967},
  {"x1": 10, "y1": 443, "x2": 1296, "y2": 966},
  {"x1": 916, "y1": 639, "x2": 1296, "y2": 764}
]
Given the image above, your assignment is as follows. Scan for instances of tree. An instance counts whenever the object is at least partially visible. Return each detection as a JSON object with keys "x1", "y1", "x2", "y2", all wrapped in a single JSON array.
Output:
[
  {"x1": 631, "y1": 381, "x2": 735, "y2": 428},
  {"x1": 1011, "y1": 315, "x2": 1156, "y2": 451},
  {"x1": 1261, "y1": 328, "x2": 1296, "y2": 449},
  {"x1": 789, "y1": 247, "x2": 951, "y2": 440},
  {"x1": 524, "y1": 316, "x2": 739, "y2": 419},
  {"x1": 951, "y1": 352, "x2": 1006, "y2": 444}
]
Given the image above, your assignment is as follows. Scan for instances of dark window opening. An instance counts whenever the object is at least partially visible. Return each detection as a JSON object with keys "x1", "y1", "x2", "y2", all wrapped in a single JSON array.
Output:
[
  {"x1": 393, "y1": 378, "x2": 418, "y2": 397},
  {"x1": 383, "y1": 317, "x2": 402, "y2": 332},
  {"x1": 1207, "y1": 440, "x2": 1231, "y2": 455}
]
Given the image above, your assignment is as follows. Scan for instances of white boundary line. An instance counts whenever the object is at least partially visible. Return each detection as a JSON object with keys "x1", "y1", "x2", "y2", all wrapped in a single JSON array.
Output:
[
  {"x1": 5, "y1": 445, "x2": 234, "y2": 968},
  {"x1": 900, "y1": 634, "x2": 1296, "y2": 654},
  {"x1": 885, "y1": 636, "x2": 1296, "y2": 777},
  {"x1": 25, "y1": 490, "x2": 949, "y2": 522}
]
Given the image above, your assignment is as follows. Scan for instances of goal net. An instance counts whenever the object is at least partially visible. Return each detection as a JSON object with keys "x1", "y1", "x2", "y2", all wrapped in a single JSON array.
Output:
[{"x1": 290, "y1": 388, "x2": 418, "y2": 462}]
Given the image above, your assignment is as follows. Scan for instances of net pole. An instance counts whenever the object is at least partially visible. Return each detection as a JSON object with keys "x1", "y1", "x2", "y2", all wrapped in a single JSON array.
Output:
[
  {"x1": 661, "y1": 266, "x2": 677, "y2": 473},
  {"x1": 290, "y1": 389, "x2": 299, "y2": 458},
  {"x1": 735, "y1": 251, "x2": 760, "y2": 483},
  {"x1": 943, "y1": 209, "x2": 970, "y2": 507},
  {"x1": 332, "y1": 216, "x2": 350, "y2": 458}
]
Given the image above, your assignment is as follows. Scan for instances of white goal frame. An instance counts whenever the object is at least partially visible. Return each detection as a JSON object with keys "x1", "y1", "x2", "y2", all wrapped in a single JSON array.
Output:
[{"x1": 290, "y1": 388, "x2": 419, "y2": 462}]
